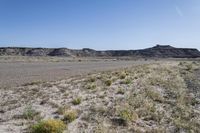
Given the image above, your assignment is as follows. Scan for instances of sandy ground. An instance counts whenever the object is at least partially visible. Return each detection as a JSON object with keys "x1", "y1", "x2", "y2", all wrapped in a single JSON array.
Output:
[
  {"x1": 0, "y1": 61, "x2": 199, "y2": 133},
  {"x1": 0, "y1": 59, "x2": 151, "y2": 88}
]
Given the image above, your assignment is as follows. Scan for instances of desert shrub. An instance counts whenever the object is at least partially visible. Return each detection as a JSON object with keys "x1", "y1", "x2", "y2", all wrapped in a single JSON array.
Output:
[
  {"x1": 63, "y1": 110, "x2": 78, "y2": 123},
  {"x1": 136, "y1": 103, "x2": 155, "y2": 116},
  {"x1": 42, "y1": 83, "x2": 53, "y2": 87},
  {"x1": 184, "y1": 95, "x2": 199, "y2": 106},
  {"x1": 192, "y1": 61, "x2": 198, "y2": 65},
  {"x1": 119, "y1": 109, "x2": 138, "y2": 122},
  {"x1": 185, "y1": 64, "x2": 193, "y2": 71},
  {"x1": 63, "y1": 92, "x2": 69, "y2": 97},
  {"x1": 148, "y1": 127, "x2": 166, "y2": 133},
  {"x1": 104, "y1": 79, "x2": 112, "y2": 86},
  {"x1": 111, "y1": 76, "x2": 118, "y2": 82},
  {"x1": 90, "y1": 105, "x2": 107, "y2": 115},
  {"x1": 128, "y1": 93, "x2": 145, "y2": 109},
  {"x1": 178, "y1": 62, "x2": 185, "y2": 66},
  {"x1": 31, "y1": 119, "x2": 66, "y2": 133},
  {"x1": 145, "y1": 89, "x2": 164, "y2": 102},
  {"x1": 120, "y1": 72, "x2": 126, "y2": 79},
  {"x1": 111, "y1": 117, "x2": 127, "y2": 126},
  {"x1": 120, "y1": 78, "x2": 131, "y2": 84},
  {"x1": 172, "y1": 103, "x2": 200, "y2": 131},
  {"x1": 124, "y1": 78, "x2": 131, "y2": 84},
  {"x1": 88, "y1": 77, "x2": 96, "y2": 82},
  {"x1": 96, "y1": 106, "x2": 106, "y2": 115},
  {"x1": 173, "y1": 117, "x2": 200, "y2": 132},
  {"x1": 56, "y1": 106, "x2": 70, "y2": 115},
  {"x1": 23, "y1": 105, "x2": 40, "y2": 120},
  {"x1": 148, "y1": 76, "x2": 165, "y2": 86},
  {"x1": 96, "y1": 74, "x2": 102, "y2": 80},
  {"x1": 72, "y1": 97, "x2": 81, "y2": 105},
  {"x1": 85, "y1": 83, "x2": 96, "y2": 90},
  {"x1": 48, "y1": 101, "x2": 60, "y2": 108},
  {"x1": 23, "y1": 81, "x2": 42, "y2": 86},
  {"x1": 117, "y1": 88, "x2": 125, "y2": 95}
]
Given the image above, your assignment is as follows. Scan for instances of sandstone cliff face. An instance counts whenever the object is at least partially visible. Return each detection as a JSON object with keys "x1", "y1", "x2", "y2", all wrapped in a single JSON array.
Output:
[{"x1": 0, "y1": 45, "x2": 200, "y2": 58}]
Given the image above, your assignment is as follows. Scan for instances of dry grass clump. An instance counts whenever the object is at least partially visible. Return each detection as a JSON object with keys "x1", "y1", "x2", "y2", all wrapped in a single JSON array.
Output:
[
  {"x1": 120, "y1": 78, "x2": 132, "y2": 84},
  {"x1": 84, "y1": 76, "x2": 97, "y2": 89},
  {"x1": 31, "y1": 119, "x2": 66, "y2": 133},
  {"x1": 179, "y1": 61, "x2": 198, "y2": 72},
  {"x1": 118, "y1": 108, "x2": 138, "y2": 122},
  {"x1": 112, "y1": 63, "x2": 200, "y2": 132},
  {"x1": 56, "y1": 105, "x2": 70, "y2": 115},
  {"x1": 72, "y1": 97, "x2": 81, "y2": 105},
  {"x1": 128, "y1": 93, "x2": 146, "y2": 109},
  {"x1": 145, "y1": 88, "x2": 164, "y2": 102},
  {"x1": 172, "y1": 107, "x2": 200, "y2": 132},
  {"x1": 185, "y1": 63, "x2": 194, "y2": 71},
  {"x1": 88, "y1": 77, "x2": 96, "y2": 82},
  {"x1": 23, "y1": 80, "x2": 43, "y2": 86},
  {"x1": 22, "y1": 105, "x2": 41, "y2": 120},
  {"x1": 89, "y1": 105, "x2": 107, "y2": 116},
  {"x1": 119, "y1": 72, "x2": 126, "y2": 79},
  {"x1": 104, "y1": 79, "x2": 112, "y2": 86},
  {"x1": 147, "y1": 66, "x2": 185, "y2": 98},
  {"x1": 85, "y1": 83, "x2": 96, "y2": 90},
  {"x1": 63, "y1": 109, "x2": 78, "y2": 123},
  {"x1": 127, "y1": 93, "x2": 163, "y2": 123},
  {"x1": 116, "y1": 88, "x2": 125, "y2": 95}
]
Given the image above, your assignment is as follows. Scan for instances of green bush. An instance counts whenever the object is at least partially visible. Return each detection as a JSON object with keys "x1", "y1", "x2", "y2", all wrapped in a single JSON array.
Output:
[{"x1": 31, "y1": 119, "x2": 66, "y2": 133}]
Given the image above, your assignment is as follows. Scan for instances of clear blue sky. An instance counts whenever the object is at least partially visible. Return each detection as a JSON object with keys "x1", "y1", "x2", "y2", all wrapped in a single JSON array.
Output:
[{"x1": 0, "y1": 0, "x2": 200, "y2": 50}]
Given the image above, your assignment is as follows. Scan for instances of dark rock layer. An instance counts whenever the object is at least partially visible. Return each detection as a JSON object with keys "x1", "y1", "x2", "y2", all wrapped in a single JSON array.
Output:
[{"x1": 0, "y1": 45, "x2": 200, "y2": 58}]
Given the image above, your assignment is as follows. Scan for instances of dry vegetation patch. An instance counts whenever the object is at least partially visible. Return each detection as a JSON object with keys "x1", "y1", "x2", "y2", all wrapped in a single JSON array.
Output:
[{"x1": 0, "y1": 61, "x2": 200, "y2": 132}]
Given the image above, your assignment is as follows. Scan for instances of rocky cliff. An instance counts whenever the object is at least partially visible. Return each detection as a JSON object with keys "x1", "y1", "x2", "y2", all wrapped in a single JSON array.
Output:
[{"x1": 0, "y1": 45, "x2": 200, "y2": 58}]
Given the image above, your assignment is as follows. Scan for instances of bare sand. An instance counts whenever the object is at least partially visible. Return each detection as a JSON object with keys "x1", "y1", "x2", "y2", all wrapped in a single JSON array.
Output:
[{"x1": 0, "y1": 59, "x2": 150, "y2": 88}]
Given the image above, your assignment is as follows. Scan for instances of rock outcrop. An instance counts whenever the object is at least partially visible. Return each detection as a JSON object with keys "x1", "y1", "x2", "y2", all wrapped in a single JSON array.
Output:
[{"x1": 0, "y1": 45, "x2": 200, "y2": 58}]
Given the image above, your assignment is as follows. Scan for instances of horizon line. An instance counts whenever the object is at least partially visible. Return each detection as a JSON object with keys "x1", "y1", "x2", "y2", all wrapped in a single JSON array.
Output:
[{"x1": 0, "y1": 44, "x2": 199, "y2": 51}]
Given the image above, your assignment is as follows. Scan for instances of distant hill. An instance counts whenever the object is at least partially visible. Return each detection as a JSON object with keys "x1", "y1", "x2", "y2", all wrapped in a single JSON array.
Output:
[{"x1": 0, "y1": 45, "x2": 200, "y2": 58}]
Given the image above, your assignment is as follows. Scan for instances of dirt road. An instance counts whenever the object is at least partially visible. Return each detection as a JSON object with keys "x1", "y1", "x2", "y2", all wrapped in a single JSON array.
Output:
[{"x1": 0, "y1": 60, "x2": 150, "y2": 88}]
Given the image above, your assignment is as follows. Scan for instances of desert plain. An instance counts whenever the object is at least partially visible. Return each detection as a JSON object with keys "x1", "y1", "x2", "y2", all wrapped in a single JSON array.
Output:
[{"x1": 0, "y1": 56, "x2": 200, "y2": 133}]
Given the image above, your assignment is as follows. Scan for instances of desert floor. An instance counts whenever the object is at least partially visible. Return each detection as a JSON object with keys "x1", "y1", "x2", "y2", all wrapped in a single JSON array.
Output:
[
  {"x1": 0, "y1": 56, "x2": 153, "y2": 88},
  {"x1": 0, "y1": 56, "x2": 200, "y2": 133}
]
